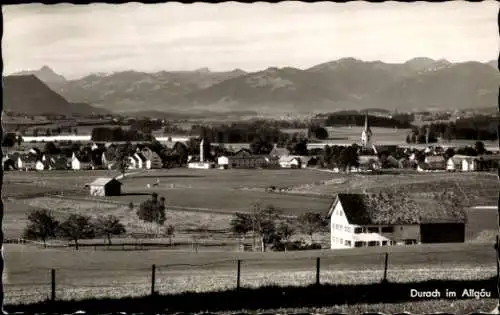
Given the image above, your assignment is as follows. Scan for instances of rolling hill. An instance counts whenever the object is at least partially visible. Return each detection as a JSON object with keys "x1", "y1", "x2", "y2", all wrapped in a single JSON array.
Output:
[
  {"x1": 2, "y1": 75, "x2": 110, "y2": 116},
  {"x1": 10, "y1": 58, "x2": 499, "y2": 115}
]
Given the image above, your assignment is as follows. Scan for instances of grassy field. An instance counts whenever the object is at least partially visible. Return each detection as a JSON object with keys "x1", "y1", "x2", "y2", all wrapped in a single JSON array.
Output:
[
  {"x1": 2, "y1": 168, "x2": 498, "y2": 241},
  {"x1": 3, "y1": 243, "x2": 496, "y2": 305}
]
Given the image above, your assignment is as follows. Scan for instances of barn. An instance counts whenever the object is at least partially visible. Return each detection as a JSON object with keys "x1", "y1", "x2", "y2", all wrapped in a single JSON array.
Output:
[{"x1": 87, "y1": 178, "x2": 122, "y2": 197}]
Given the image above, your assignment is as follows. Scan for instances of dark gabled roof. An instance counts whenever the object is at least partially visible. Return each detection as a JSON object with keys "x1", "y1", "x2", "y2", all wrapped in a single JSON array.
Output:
[
  {"x1": 234, "y1": 148, "x2": 253, "y2": 157},
  {"x1": 87, "y1": 177, "x2": 122, "y2": 187},
  {"x1": 326, "y1": 193, "x2": 466, "y2": 225}
]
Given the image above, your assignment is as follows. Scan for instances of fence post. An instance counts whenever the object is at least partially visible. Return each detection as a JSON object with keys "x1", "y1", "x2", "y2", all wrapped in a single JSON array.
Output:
[
  {"x1": 383, "y1": 252, "x2": 389, "y2": 282},
  {"x1": 51, "y1": 269, "x2": 56, "y2": 302},
  {"x1": 151, "y1": 264, "x2": 156, "y2": 296},
  {"x1": 236, "y1": 260, "x2": 241, "y2": 290},
  {"x1": 316, "y1": 257, "x2": 320, "y2": 286}
]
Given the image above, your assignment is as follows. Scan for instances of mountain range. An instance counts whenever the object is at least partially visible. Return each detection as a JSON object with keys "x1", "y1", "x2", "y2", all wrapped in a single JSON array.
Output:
[{"x1": 10, "y1": 58, "x2": 499, "y2": 115}]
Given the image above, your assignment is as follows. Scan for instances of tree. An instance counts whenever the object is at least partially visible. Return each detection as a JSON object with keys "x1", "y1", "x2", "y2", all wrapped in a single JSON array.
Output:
[
  {"x1": 165, "y1": 224, "x2": 175, "y2": 246},
  {"x1": 251, "y1": 204, "x2": 282, "y2": 252},
  {"x1": 44, "y1": 142, "x2": 60, "y2": 155},
  {"x1": 250, "y1": 137, "x2": 274, "y2": 155},
  {"x1": 297, "y1": 212, "x2": 327, "y2": 243},
  {"x1": 95, "y1": 215, "x2": 126, "y2": 245},
  {"x1": 57, "y1": 214, "x2": 96, "y2": 250},
  {"x1": 23, "y1": 210, "x2": 59, "y2": 248},
  {"x1": 136, "y1": 193, "x2": 167, "y2": 225},
  {"x1": 2, "y1": 133, "x2": 17, "y2": 148},
  {"x1": 310, "y1": 126, "x2": 329, "y2": 140},
  {"x1": 475, "y1": 141, "x2": 486, "y2": 155},
  {"x1": 276, "y1": 221, "x2": 295, "y2": 252},
  {"x1": 444, "y1": 148, "x2": 455, "y2": 160},
  {"x1": 230, "y1": 212, "x2": 253, "y2": 247},
  {"x1": 292, "y1": 139, "x2": 309, "y2": 156}
]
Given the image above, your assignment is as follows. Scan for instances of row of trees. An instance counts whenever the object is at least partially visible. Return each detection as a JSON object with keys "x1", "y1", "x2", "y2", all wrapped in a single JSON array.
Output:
[
  {"x1": 324, "y1": 113, "x2": 413, "y2": 129},
  {"x1": 23, "y1": 210, "x2": 126, "y2": 249},
  {"x1": 229, "y1": 204, "x2": 328, "y2": 252},
  {"x1": 91, "y1": 127, "x2": 153, "y2": 142},
  {"x1": 23, "y1": 192, "x2": 174, "y2": 249}
]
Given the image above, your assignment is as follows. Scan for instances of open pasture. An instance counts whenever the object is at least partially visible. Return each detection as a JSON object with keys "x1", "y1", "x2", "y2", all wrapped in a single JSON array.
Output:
[
  {"x1": 3, "y1": 242, "x2": 495, "y2": 304},
  {"x1": 3, "y1": 169, "x2": 498, "y2": 238}
]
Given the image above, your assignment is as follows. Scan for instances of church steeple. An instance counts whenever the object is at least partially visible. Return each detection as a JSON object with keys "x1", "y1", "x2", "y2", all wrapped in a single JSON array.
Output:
[
  {"x1": 361, "y1": 112, "x2": 373, "y2": 148},
  {"x1": 364, "y1": 112, "x2": 371, "y2": 133}
]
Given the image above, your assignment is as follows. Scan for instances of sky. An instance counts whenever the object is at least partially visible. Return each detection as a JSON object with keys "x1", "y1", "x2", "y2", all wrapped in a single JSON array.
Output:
[{"x1": 3, "y1": 1, "x2": 499, "y2": 79}]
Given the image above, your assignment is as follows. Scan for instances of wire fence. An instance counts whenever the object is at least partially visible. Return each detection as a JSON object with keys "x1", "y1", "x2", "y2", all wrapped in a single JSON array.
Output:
[{"x1": 4, "y1": 250, "x2": 497, "y2": 305}]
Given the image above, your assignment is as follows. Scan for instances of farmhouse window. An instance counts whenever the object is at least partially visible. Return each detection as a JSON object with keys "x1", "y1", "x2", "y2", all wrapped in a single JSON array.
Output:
[
  {"x1": 354, "y1": 227, "x2": 363, "y2": 234},
  {"x1": 382, "y1": 241, "x2": 388, "y2": 246},
  {"x1": 344, "y1": 226, "x2": 351, "y2": 233},
  {"x1": 339, "y1": 238, "x2": 343, "y2": 244},
  {"x1": 368, "y1": 241, "x2": 378, "y2": 247},
  {"x1": 381, "y1": 227, "x2": 394, "y2": 233},
  {"x1": 367, "y1": 227, "x2": 379, "y2": 233},
  {"x1": 354, "y1": 241, "x2": 365, "y2": 247},
  {"x1": 345, "y1": 240, "x2": 352, "y2": 246}
]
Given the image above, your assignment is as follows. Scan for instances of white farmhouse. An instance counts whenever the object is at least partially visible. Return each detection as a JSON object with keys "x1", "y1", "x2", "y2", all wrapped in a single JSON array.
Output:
[
  {"x1": 446, "y1": 155, "x2": 479, "y2": 172},
  {"x1": 279, "y1": 156, "x2": 301, "y2": 169},
  {"x1": 217, "y1": 156, "x2": 230, "y2": 169},
  {"x1": 35, "y1": 160, "x2": 45, "y2": 171},
  {"x1": 326, "y1": 193, "x2": 466, "y2": 249}
]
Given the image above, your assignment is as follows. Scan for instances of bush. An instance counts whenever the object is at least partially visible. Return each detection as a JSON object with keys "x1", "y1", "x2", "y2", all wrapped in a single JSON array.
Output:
[{"x1": 271, "y1": 240, "x2": 323, "y2": 251}]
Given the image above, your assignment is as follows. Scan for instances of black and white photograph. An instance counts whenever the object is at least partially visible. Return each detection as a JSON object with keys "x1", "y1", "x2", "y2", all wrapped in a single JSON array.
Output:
[{"x1": 1, "y1": 1, "x2": 499, "y2": 314}]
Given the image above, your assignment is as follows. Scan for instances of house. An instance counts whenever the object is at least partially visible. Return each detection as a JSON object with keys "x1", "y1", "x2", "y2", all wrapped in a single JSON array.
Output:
[
  {"x1": 270, "y1": 145, "x2": 290, "y2": 158},
  {"x1": 279, "y1": 156, "x2": 302, "y2": 169},
  {"x1": 326, "y1": 193, "x2": 466, "y2": 249},
  {"x1": 101, "y1": 152, "x2": 116, "y2": 170},
  {"x1": 2, "y1": 156, "x2": 16, "y2": 171},
  {"x1": 49, "y1": 155, "x2": 69, "y2": 170},
  {"x1": 423, "y1": 155, "x2": 446, "y2": 171},
  {"x1": 218, "y1": 154, "x2": 269, "y2": 169},
  {"x1": 358, "y1": 155, "x2": 381, "y2": 171},
  {"x1": 217, "y1": 156, "x2": 230, "y2": 169},
  {"x1": 141, "y1": 147, "x2": 162, "y2": 169},
  {"x1": 446, "y1": 155, "x2": 479, "y2": 172},
  {"x1": 133, "y1": 152, "x2": 147, "y2": 169},
  {"x1": 71, "y1": 153, "x2": 91, "y2": 170},
  {"x1": 127, "y1": 155, "x2": 139, "y2": 170},
  {"x1": 35, "y1": 160, "x2": 45, "y2": 171},
  {"x1": 86, "y1": 177, "x2": 122, "y2": 196},
  {"x1": 17, "y1": 154, "x2": 39, "y2": 171}
]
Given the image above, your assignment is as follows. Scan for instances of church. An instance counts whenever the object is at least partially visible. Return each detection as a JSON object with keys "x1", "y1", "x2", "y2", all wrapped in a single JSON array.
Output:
[{"x1": 361, "y1": 112, "x2": 374, "y2": 150}]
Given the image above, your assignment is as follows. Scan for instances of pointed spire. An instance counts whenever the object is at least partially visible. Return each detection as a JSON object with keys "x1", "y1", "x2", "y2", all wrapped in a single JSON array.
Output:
[{"x1": 364, "y1": 112, "x2": 371, "y2": 133}]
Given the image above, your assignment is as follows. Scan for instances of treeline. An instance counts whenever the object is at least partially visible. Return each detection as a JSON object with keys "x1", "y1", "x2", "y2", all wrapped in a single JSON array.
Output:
[
  {"x1": 407, "y1": 116, "x2": 498, "y2": 143},
  {"x1": 191, "y1": 121, "x2": 289, "y2": 144},
  {"x1": 324, "y1": 113, "x2": 414, "y2": 129},
  {"x1": 428, "y1": 116, "x2": 498, "y2": 141},
  {"x1": 91, "y1": 127, "x2": 153, "y2": 142}
]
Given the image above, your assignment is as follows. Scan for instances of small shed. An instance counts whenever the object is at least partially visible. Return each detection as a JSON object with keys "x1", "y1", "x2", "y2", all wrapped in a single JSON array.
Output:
[{"x1": 87, "y1": 177, "x2": 122, "y2": 196}]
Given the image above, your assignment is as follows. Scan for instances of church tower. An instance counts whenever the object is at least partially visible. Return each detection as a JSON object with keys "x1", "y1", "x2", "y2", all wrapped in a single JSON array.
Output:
[{"x1": 361, "y1": 112, "x2": 373, "y2": 149}]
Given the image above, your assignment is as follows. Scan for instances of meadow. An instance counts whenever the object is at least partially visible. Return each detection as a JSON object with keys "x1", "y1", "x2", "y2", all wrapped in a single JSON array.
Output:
[
  {"x1": 2, "y1": 168, "x2": 498, "y2": 241},
  {"x1": 3, "y1": 242, "x2": 496, "y2": 305}
]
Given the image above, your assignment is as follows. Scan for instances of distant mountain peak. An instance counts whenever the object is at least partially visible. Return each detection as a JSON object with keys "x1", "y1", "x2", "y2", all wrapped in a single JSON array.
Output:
[{"x1": 13, "y1": 65, "x2": 67, "y2": 84}]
